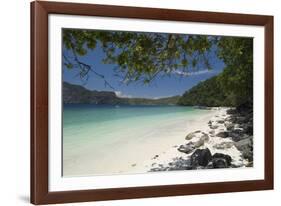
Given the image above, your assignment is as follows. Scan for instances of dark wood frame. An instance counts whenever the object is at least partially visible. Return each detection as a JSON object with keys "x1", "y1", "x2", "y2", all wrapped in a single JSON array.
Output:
[{"x1": 31, "y1": 1, "x2": 274, "y2": 204}]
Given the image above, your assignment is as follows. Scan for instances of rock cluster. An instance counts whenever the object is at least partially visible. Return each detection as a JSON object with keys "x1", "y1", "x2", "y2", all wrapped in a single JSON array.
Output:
[
  {"x1": 150, "y1": 148, "x2": 233, "y2": 171},
  {"x1": 205, "y1": 106, "x2": 253, "y2": 164},
  {"x1": 150, "y1": 106, "x2": 253, "y2": 172},
  {"x1": 178, "y1": 131, "x2": 209, "y2": 154},
  {"x1": 224, "y1": 106, "x2": 253, "y2": 163}
]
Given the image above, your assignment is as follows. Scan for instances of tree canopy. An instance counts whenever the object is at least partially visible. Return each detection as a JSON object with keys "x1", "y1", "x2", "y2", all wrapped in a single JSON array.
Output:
[
  {"x1": 178, "y1": 76, "x2": 227, "y2": 107},
  {"x1": 62, "y1": 29, "x2": 253, "y2": 106}
]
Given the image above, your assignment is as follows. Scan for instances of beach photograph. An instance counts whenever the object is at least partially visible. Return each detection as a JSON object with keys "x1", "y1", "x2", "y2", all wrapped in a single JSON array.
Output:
[{"x1": 62, "y1": 29, "x2": 253, "y2": 177}]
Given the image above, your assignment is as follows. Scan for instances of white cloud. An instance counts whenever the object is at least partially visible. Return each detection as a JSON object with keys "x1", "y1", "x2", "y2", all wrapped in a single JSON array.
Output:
[
  {"x1": 173, "y1": 69, "x2": 213, "y2": 76},
  {"x1": 151, "y1": 95, "x2": 175, "y2": 100},
  {"x1": 115, "y1": 91, "x2": 133, "y2": 98}
]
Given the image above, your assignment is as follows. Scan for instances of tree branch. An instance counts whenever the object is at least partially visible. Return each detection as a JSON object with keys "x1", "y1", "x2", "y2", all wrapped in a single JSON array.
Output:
[{"x1": 62, "y1": 43, "x2": 115, "y2": 89}]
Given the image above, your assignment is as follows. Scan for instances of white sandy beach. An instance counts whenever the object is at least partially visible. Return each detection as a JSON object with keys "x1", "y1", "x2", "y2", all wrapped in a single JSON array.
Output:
[{"x1": 138, "y1": 108, "x2": 248, "y2": 172}]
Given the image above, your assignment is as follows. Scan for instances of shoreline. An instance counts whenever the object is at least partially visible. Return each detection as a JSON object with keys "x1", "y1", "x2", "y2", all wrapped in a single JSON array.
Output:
[
  {"x1": 128, "y1": 108, "x2": 219, "y2": 173},
  {"x1": 63, "y1": 107, "x2": 215, "y2": 176},
  {"x1": 63, "y1": 106, "x2": 253, "y2": 177},
  {"x1": 145, "y1": 107, "x2": 253, "y2": 172}
]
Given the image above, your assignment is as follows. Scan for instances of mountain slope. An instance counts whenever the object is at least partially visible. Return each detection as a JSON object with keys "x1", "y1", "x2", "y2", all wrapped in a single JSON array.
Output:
[
  {"x1": 63, "y1": 82, "x2": 123, "y2": 104},
  {"x1": 63, "y1": 82, "x2": 179, "y2": 105},
  {"x1": 178, "y1": 76, "x2": 229, "y2": 107}
]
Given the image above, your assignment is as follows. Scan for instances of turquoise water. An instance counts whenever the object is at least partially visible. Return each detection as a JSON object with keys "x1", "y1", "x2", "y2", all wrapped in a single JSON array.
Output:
[
  {"x1": 64, "y1": 105, "x2": 201, "y2": 141},
  {"x1": 64, "y1": 105, "x2": 198, "y2": 126},
  {"x1": 63, "y1": 105, "x2": 211, "y2": 176}
]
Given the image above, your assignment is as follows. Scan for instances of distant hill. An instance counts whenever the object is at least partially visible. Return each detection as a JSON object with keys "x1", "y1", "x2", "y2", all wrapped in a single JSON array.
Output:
[
  {"x1": 125, "y1": 96, "x2": 180, "y2": 106},
  {"x1": 63, "y1": 82, "x2": 180, "y2": 105}
]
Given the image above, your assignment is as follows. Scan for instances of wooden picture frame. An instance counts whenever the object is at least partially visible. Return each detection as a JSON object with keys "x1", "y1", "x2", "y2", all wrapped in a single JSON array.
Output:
[{"x1": 31, "y1": 1, "x2": 274, "y2": 204}]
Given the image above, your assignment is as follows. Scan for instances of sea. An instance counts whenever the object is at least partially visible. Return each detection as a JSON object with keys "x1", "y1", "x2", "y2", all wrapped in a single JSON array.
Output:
[{"x1": 63, "y1": 104, "x2": 211, "y2": 176}]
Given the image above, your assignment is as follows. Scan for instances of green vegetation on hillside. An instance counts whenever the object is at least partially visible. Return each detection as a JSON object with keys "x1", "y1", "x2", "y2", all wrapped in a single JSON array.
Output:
[
  {"x1": 126, "y1": 96, "x2": 180, "y2": 105},
  {"x1": 178, "y1": 37, "x2": 253, "y2": 107},
  {"x1": 178, "y1": 76, "x2": 226, "y2": 106}
]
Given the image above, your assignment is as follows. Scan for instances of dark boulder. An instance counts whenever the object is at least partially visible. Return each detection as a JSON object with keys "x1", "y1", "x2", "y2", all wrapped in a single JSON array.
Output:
[
  {"x1": 207, "y1": 158, "x2": 228, "y2": 168},
  {"x1": 243, "y1": 151, "x2": 253, "y2": 162},
  {"x1": 244, "y1": 113, "x2": 253, "y2": 122},
  {"x1": 206, "y1": 153, "x2": 232, "y2": 169},
  {"x1": 190, "y1": 148, "x2": 212, "y2": 168},
  {"x1": 236, "y1": 102, "x2": 253, "y2": 114},
  {"x1": 229, "y1": 129, "x2": 249, "y2": 142},
  {"x1": 235, "y1": 116, "x2": 248, "y2": 124},
  {"x1": 246, "y1": 162, "x2": 253, "y2": 167},
  {"x1": 234, "y1": 137, "x2": 253, "y2": 161},
  {"x1": 242, "y1": 123, "x2": 253, "y2": 135},
  {"x1": 210, "y1": 125, "x2": 219, "y2": 129},
  {"x1": 212, "y1": 158, "x2": 228, "y2": 168},
  {"x1": 216, "y1": 131, "x2": 229, "y2": 138},
  {"x1": 226, "y1": 109, "x2": 237, "y2": 115},
  {"x1": 216, "y1": 119, "x2": 225, "y2": 124},
  {"x1": 178, "y1": 142, "x2": 195, "y2": 154},
  {"x1": 234, "y1": 137, "x2": 253, "y2": 150},
  {"x1": 209, "y1": 130, "x2": 215, "y2": 135},
  {"x1": 224, "y1": 122, "x2": 235, "y2": 130},
  {"x1": 212, "y1": 153, "x2": 232, "y2": 166}
]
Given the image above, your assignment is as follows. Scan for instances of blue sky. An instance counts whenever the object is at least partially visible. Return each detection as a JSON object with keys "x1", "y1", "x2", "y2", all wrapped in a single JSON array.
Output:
[{"x1": 63, "y1": 35, "x2": 225, "y2": 99}]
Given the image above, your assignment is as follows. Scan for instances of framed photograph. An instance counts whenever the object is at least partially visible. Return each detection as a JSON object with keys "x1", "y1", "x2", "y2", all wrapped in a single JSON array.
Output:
[{"x1": 30, "y1": 1, "x2": 274, "y2": 204}]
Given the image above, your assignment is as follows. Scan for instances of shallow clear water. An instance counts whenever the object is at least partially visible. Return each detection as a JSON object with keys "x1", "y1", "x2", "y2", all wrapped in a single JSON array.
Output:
[{"x1": 63, "y1": 105, "x2": 210, "y2": 176}]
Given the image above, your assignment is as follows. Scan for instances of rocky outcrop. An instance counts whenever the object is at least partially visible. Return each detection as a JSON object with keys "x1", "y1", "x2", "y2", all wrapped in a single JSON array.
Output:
[
  {"x1": 208, "y1": 105, "x2": 253, "y2": 161},
  {"x1": 207, "y1": 153, "x2": 232, "y2": 169},
  {"x1": 179, "y1": 132, "x2": 209, "y2": 154},
  {"x1": 216, "y1": 131, "x2": 229, "y2": 138},
  {"x1": 190, "y1": 148, "x2": 212, "y2": 168},
  {"x1": 224, "y1": 122, "x2": 235, "y2": 130},
  {"x1": 185, "y1": 132, "x2": 197, "y2": 140},
  {"x1": 234, "y1": 137, "x2": 253, "y2": 161},
  {"x1": 150, "y1": 105, "x2": 253, "y2": 172},
  {"x1": 225, "y1": 106, "x2": 253, "y2": 162},
  {"x1": 213, "y1": 142, "x2": 234, "y2": 149},
  {"x1": 212, "y1": 153, "x2": 232, "y2": 165},
  {"x1": 177, "y1": 142, "x2": 195, "y2": 154},
  {"x1": 151, "y1": 148, "x2": 234, "y2": 171}
]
